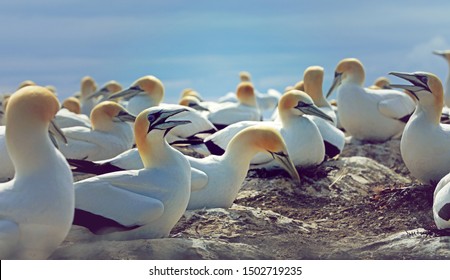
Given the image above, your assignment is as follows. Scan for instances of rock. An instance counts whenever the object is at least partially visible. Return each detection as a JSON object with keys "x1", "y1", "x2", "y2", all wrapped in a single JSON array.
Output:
[
  {"x1": 172, "y1": 204, "x2": 315, "y2": 240},
  {"x1": 243, "y1": 156, "x2": 411, "y2": 200},
  {"x1": 340, "y1": 138, "x2": 411, "y2": 177},
  {"x1": 333, "y1": 228, "x2": 450, "y2": 259},
  {"x1": 51, "y1": 237, "x2": 271, "y2": 260}
]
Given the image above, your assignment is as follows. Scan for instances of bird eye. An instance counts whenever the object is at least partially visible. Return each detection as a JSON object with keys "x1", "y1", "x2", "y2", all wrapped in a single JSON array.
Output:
[
  {"x1": 419, "y1": 76, "x2": 428, "y2": 84},
  {"x1": 147, "y1": 114, "x2": 157, "y2": 123}
]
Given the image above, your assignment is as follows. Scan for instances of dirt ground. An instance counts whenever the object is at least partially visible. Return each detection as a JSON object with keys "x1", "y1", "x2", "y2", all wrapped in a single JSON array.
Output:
[{"x1": 171, "y1": 139, "x2": 450, "y2": 259}]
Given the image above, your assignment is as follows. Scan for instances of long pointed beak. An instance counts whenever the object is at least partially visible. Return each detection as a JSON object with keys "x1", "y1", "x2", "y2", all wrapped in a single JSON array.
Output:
[
  {"x1": 114, "y1": 110, "x2": 136, "y2": 123},
  {"x1": 49, "y1": 120, "x2": 67, "y2": 148},
  {"x1": 190, "y1": 103, "x2": 209, "y2": 112},
  {"x1": 107, "y1": 86, "x2": 143, "y2": 101},
  {"x1": 388, "y1": 71, "x2": 424, "y2": 100},
  {"x1": 295, "y1": 102, "x2": 334, "y2": 123},
  {"x1": 270, "y1": 151, "x2": 300, "y2": 183},
  {"x1": 326, "y1": 72, "x2": 342, "y2": 98},
  {"x1": 433, "y1": 50, "x2": 446, "y2": 57},
  {"x1": 148, "y1": 108, "x2": 190, "y2": 133},
  {"x1": 87, "y1": 87, "x2": 108, "y2": 100}
]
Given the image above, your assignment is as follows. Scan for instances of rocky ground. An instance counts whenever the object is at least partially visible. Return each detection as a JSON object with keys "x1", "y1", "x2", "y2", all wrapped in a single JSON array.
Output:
[{"x1": 51, "y1": 139, "x2": 450, "y2": 260}]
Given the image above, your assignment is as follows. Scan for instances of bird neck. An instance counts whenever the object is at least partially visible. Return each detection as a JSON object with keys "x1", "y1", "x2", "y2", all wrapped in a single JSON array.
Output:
[
  {"x1": 416, "y1": 102, "x2": 442, "y2": 125},
  {"x1": 6, "y1": 119, "x2": 56, "y2": 175},
  {"x1": 137, "y1": 131, "x2": 174, "y2": 168},
  {"x1": 222, "y1": 133, "x2": 261, "y2": 167}
]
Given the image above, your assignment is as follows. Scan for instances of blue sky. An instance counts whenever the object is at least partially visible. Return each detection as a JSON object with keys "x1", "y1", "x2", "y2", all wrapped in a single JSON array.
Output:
[{"x1": 1, "y1": 0, "x2": 450, "y2": 103}]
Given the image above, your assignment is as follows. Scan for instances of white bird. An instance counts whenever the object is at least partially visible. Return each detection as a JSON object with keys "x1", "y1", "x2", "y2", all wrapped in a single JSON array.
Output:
[
  {"x1": 79, "y1": 76, "x2": 98, "y2": 116},
  {"x1": 432, "y1": 50, "x2": 450, "y2": 108},
  {"x1": 433, "y1": 173, "x2": 450, "y2": 229},
  {"x1": 84, "y1": 80, "x2": 123, "y2": 103},
  {"x1": 207, "y1": 81, "x2": 262, "y2": 129},
  {"x1": 389, "y1": 71, "x2": 450, "y2": 184},
  {"x1": 107, "y1": 75, "x2": 164, "y2": 116},
  {"x1": 300, "y1": 66, "x2": 344, "y2": 158},
  {"x1": 156, "y1": 103, "x2": 218, "y2": 145},
  {"x1": 187, "y1": 125, "x2": 300, "y2": 210},
  {"x1": 57, "y1": 101, "x2": 135, "y2": 161},
  {"x1": 73, "y1": 107, "x2": 192, "y2": 240},
  {"x1": 327, "y1": 58, "x2": 416, "y2": 141},
  {"x1": 54, "y1": 97, "x2": 91, "y2": 129},
  {"x1": 195, "y1": 90, "x2": 330, "y2": 169},
  {"x1": 0, "y1": 86, "x2": 73, "y2": 259},
  {"x1": 218, "y1": 71, "x2": 281, "y2": 113}
]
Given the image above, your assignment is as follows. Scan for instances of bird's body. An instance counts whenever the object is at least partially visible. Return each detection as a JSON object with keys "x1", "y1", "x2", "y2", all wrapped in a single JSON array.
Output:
[
  {"x1": 186, "y1": 125, "x2": 300, "y2": 210},
  {"x1": 328, "y1": 58, "x2": 415, "y2": 141},
  {"x1": 390, "y1": 71, "x2": 450, "y2": 184},
  {"x1": 0, "y1": 86, "x2": 73, "y2": 259},
  {"x1": 196, "y1": 90, "x2": 330, "y2": 169},
  {"x1": 57, "y1": 101, "x2": 135, "y2": 161},
  {"x1": 207, "y1": 82, "x2": 261, "y2": 129},
  {"x1": 434, "y1": 173, "x2": 450, "y2": 229},
  {"x1": 73, "y1": 107, "x2": 191, "y2": 240}
]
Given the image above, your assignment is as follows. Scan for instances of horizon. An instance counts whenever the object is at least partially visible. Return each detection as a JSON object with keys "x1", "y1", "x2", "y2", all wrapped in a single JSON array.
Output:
[{"x1": 1, "y1": 1, "x2": 450, "y2": 103}]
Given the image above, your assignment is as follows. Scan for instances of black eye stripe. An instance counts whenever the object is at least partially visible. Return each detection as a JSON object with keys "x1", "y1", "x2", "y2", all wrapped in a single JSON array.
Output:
[
  {"x1": 147, "y1": 111, "x2": 162, "y2": 123},
  {"x1": 297, "y1": 101, "x2": 312, "y2": 108}
]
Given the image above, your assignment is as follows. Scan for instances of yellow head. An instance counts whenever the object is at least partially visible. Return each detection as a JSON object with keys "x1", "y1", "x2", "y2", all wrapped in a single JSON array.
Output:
[
  {"x1": 229, "y1": 125, "x2": 300, "y2": 182},
  {"x1": 81, "y1": 76, "x2": 97, "y2": 97},
  {"x1": 132, "y1": 75, "x2": 164, "y2": 104},
  {"x1": 303, "y1": 66, "x2": 325, "y2": 101},
  {"x1": 62, "y1": 97, "x2": 81, "y2": 114},
  {"x1": 239, "y1": 71, "x2": 252, "y2": 82},
  {"x1": 17, "y1": 80, "x2": 36, "y2": 89},
  {"x1": 6, "y1": 86, "x2": 60, "y2": 125},
  {"x1": 90, "y1": 101, "x2": 134, "y2": 131},
  {"x1": 236, "y1": 81, "x2": 257, "y2": 106}
]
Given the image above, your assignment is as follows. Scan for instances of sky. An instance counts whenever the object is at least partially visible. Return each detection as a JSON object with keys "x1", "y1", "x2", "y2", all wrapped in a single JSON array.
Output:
[{"x1": 1, "y1": 0, "x2": 450, "y2": 103}]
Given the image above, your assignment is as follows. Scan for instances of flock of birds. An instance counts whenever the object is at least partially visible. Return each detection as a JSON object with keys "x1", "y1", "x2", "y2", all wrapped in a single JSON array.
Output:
[{"x1": 0, "y1": 51, "x2": 450, "y2": 259}]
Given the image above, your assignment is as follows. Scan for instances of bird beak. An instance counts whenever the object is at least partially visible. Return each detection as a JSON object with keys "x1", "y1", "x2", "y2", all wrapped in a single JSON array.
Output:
[
  {"x1": 148, "y1": 108, "x2": 191, "y2": 133},
  {"x1": 190, "y1": 103, "x2": 209, "y2": 112},
  {"x1": 87, "y1": 87, "x2": 108, "y2": 100},
  {"x1": 433, "y1": 50, "x2": 447, "y2": 58},
  {"x1": 114, "y1": 110, "x2": 136, "y2": 123},
  {"x1": 388, "y1": 71, "x2": 427, "y2": 100},
  {"x1": 107, "y1": 85, "x2": 144, "y2": 101},
  {"x1": 49, "y1": 120, "x2": 67, "y2": 148},
  {"x1": 295, "y1": 102, "x2": 334, "y2": 123},
  {"x1": 326, "y1": 72, "x2": 342, "y2": 98},
  {"x1": 270, "y1": 151, "x2": 300, "y2": 183}
]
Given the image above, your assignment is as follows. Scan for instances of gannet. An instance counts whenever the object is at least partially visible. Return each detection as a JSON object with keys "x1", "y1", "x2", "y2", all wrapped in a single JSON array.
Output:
[
  {"x1": 17, "y1": 80, "x2": 36, "y2": 89},
  {"x1": 57, "y1": 101, "x2": 136, "y2": 161},
  {"x1": 433, "y1": 173, "x2": 450, "y2": 229},
  {"x1": 389, "y1": 71, "x2": 450, "y2": 184},
  {"x1": 0, "y1": 86, "x2": 73, "y2": 259},
  {"x1": 187, "y1": 125, "x2": 300, "y2": 210},
  {"x1": 432, "y1": 50, "x2": 450, "y2": 108},
  {"x1": 369, "y1": 77, "x2": 392, "y2": 90},
  {"x1": 179, "y1": 95, "x2": 210, "y2": 115},
  {"x1": 85, "y1": 80, "x2": 123, "y2": 103},
  {"x1": 73, "y1": 107, "x2": 191, "y2": 240},
  {"x1": 194, "y1": 90, "x2": 329, "y2": 168},
  {"x1": 79, "y1": 76, "x2": 98, "y2": 116},
  {"x1": 107, "y1": 75, "x2": 164, "y2": 115},
  {"x1": 54, "y1": 97, "x2": 91, "y2": 129},
  {"x1": 302, "y1": 66, "x2": 344, "y2": 158},
  {"x1": 207, "y1": 81, "x2": 261, "y2": 129},
  {"x1": 327, "y1": 58, "x2": 416, "y2": 141}
]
